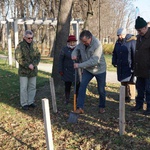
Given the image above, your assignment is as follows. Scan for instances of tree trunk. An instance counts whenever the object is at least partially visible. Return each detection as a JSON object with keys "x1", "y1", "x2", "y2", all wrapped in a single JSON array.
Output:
[{"x1": 52, "y1": 0, "x2": 73, "y2": 87}]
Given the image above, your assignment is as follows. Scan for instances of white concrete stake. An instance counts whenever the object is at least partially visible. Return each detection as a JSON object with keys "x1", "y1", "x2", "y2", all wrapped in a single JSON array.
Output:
[
  {"x1": 42, "y1": 98, "x2": 54, "y2": 150},
  {"x1": 119, "y1": 85, "x2": 126, "y2": 135},
  {"x1": 49, "y1": 78, "x2": 57, "y2": 113},
  {"x1": 14, "y1": 19, "x2": 19, "y2": 68},
  {"x1": 7, "y1": 22, "x2": 12, "y2": 66}
]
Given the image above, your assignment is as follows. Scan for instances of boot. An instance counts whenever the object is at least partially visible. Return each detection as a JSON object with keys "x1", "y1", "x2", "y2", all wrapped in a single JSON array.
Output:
[
  {"x1": 130, "y1": 105, "x2": 143, "y2": 111},
  {"x1": 143, "y1": 108, "x2": 150, "y2": 115},
  {"x1": 64, "y1": 92, "x2": 70, "y2": 105},
  {"x1": 64, "y1": 99, "x2": 69, "y2": 105},
  {"x1": 125, "y1": 97, "x2": 131, "y2": 103}
]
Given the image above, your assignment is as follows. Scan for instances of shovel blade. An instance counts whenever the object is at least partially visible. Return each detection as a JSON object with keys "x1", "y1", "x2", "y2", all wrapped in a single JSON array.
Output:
[{"x1": 67, "y1": 112, "x2": 79, "y2": 123}]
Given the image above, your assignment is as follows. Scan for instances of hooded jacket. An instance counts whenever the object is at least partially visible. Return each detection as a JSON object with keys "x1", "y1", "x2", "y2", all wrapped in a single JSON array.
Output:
[
  {"x1": 71, "y1": 36, "x2": 106, "y2": 75},
  {"x1": 112, "y1": 34, "x2": 136, "y2": 81}
]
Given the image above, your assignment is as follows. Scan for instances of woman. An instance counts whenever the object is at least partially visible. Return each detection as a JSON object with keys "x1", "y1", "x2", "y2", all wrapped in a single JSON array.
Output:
[
  {"x1": 58, "y1": 35, "x2": 80, "y2": 104},
  {"x1": 112, "y1": 28, "x2": 136, "y2": 102}
]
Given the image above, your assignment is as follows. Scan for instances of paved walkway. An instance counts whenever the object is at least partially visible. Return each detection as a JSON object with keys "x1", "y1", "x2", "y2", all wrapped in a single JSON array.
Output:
[
  {"x1": 38, "y1": 63, "x2": 119, "y2": 83},
  {"x1": 0, "y1": 54, "x2": 119, "y2": 83}
]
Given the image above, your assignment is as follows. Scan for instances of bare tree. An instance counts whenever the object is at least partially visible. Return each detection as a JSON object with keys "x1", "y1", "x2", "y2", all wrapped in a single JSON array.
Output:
[{"x1": 0, "y1": 0, "x2": 136, "y2": 54}]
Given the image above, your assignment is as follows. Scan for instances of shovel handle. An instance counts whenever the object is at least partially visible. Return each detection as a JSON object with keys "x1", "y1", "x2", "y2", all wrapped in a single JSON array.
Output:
[{"x1": 74, "y1": 94, "x2": 77, "y2": 111}]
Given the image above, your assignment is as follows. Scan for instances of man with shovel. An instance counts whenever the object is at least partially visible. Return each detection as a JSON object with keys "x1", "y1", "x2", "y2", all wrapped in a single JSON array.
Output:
[{"x1": 71, "y1": 30, "x2": 106, "y2": 114}]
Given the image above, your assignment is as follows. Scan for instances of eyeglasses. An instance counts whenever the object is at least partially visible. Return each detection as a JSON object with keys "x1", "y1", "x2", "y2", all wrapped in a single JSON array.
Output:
[{"x1": 27, "y1": 37, "x2": 33, "y2": 40}]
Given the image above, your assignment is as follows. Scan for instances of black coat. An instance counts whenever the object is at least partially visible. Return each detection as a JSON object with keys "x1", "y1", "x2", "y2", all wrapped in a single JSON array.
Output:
[
  {"x1": 58, "y1": 46, "x2": 77, "y2": 82},
  {"x1": 134, "y1": 28, "x2": 150, "y2": 78}
]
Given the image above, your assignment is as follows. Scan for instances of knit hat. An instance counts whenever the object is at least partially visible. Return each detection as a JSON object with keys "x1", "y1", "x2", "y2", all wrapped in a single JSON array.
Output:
[
  {"x1": 67, "y1": 35, "x2": 77, "y2": 42},
  {"x1": 117, "y1": 28, "x2": 126, "y2": 36},
  {"x1": 135, "y1": 16, "x2": 147, "y2": 29}
]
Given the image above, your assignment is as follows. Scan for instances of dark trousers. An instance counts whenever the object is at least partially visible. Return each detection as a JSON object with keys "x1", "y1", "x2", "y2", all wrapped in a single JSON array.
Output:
[
  {"x1": 64, "y1": 82, "x2": 80, "y2": 100},
  {"x1": 136, "y1": 77, "x2": 150, "y2": 109}
]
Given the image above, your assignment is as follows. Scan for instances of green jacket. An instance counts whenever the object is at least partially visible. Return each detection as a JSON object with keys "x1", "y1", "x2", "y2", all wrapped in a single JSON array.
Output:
[{"x1": 15, "y1": 40, "x2": 41, "y2": 77}]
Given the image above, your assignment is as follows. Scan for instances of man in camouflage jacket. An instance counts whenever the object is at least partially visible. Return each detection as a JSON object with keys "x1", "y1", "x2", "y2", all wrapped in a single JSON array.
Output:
[{"x1": 15, "y1": 30, "x2": 41, "y2": 110}]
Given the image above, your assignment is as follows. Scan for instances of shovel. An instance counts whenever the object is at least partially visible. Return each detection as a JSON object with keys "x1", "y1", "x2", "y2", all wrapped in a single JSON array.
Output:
[{"x1": 67, "y1": 68, "x2": 79, "y2": 123}]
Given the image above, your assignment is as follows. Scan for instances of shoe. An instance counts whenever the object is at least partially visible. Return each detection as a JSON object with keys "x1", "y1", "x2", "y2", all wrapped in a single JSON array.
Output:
[
  {"x1": 28, "y1": 103, "x2": 36, "y2": 108},
  {"x1": 125, "y1": 97, "x2": 131, "y2": 103},
  {"x1": 99, "y1": 108, "x2": 105, "y2": 114},
  {"x1": 64, "y1": 99, "x2": 69, "y2": 105},
  {"x1": 22, "y1": 105, "x2": 29, "y2": 110},
  {"x1": 74, "y1": 108, "x2": 84, "y2": 114},
  {"x1": 143, "y1": 109, "x2": 150, "y2": 115},
  {"x1": 130, "y1": 105, "x2": 143, "y2": 111}
]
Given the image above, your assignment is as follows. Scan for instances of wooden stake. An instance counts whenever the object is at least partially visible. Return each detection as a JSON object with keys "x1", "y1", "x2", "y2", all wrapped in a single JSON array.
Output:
[
  {"x1": 49, "y1": 78, "x2": 57, "y2": 113},
  {"x1": 119, "y1": 85, "x2": 126, "y2": 135},
  {"x1": 42, "y1": 98, "x2": 54, "y2": 150}
]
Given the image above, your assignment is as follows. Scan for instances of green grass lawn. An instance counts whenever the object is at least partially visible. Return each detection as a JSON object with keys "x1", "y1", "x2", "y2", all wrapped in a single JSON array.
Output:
[
  {"x1": 0, "y1": 56, "x2": 150, "y2": 150},
  {"x1": 105, "y1": 54, "x2": 116, "y2": 72}
]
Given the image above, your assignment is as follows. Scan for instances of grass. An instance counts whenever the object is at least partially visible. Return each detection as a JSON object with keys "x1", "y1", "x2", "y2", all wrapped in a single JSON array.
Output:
[
  {"x1": 0, "y1": 56, "x2": 150, "y2": 149},
  {"x1": 105, "y1": 54, "x2": 116, "y2": 72}
]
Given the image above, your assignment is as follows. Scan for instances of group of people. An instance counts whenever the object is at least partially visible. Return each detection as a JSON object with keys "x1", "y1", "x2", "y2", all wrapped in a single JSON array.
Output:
[
  {"x1": 112, "y1": 16, "x2": 150, "y2": 115},
  {"x1": 15, "y1": 16, "x2": 150, "y2": 116},
  {"x1": 58, "y1": 16, "x2": 150, "y2": 116}
]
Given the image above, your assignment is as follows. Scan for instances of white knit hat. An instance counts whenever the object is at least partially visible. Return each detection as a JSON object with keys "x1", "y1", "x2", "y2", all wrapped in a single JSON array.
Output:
[{"x1": 117, "y1": 28, "x2": 126, "y2": 35}]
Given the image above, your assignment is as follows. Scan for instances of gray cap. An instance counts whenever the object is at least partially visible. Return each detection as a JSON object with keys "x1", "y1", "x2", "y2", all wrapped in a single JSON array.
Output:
[{"x1": 117, "y1": 28, "x2": 126, "y2": 35}]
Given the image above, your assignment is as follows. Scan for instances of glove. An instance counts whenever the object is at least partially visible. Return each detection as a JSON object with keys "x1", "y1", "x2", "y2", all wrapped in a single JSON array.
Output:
[{"x1": 59, "y1": 72, "x2": 63, "y2": 76}]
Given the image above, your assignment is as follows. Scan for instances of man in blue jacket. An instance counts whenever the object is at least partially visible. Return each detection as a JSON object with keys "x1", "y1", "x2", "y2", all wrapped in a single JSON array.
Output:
[{"x1": 72, "y1": 30, "x2": 106, "y2": 114}]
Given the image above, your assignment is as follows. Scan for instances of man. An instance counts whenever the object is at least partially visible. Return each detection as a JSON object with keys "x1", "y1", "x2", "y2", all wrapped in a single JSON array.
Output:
[
  {"x1": 131, "y1": 16, "x2": 150, "y2": 115},
  {"x1": 72, "y1": 30, "x2": 106, "y2": 114},
  {"x1": 15, "y1": 30, "x2": 41, "y2": 110},
  {"x1": 112, "y1": 28, "x2": 136, "y2": 103}
]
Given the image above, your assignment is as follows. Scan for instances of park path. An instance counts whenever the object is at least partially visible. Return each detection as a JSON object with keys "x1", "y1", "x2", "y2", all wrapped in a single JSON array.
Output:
[
  {"x1": 38, "y1": 62, "x2": 119, "y2": 83},
  {"x1": 0, "y1": 54, "x2": 119, "y2": 83}
]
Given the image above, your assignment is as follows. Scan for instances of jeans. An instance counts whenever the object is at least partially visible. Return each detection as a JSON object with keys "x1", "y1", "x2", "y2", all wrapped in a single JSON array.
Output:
[
  {"x1": 77, "y1": 70, "x2": 106, "y2": 109},
  {"x1": 136, "y1": 77, "x2": 150, "y2": 109},
  {"x1": 20, "y1": 76, "x2": 36, "y2": 106}
]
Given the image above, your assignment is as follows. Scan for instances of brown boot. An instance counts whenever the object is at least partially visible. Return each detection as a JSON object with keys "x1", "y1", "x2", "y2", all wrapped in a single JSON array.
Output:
[{"x1": 74, "y1": 108, "x2": 84, "y2": 114}]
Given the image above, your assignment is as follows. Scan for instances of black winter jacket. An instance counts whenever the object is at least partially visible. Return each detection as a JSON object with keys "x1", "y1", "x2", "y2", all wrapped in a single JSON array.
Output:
[{"x1": 58, "y1": 46, "x2": 77, "y2": 82}]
